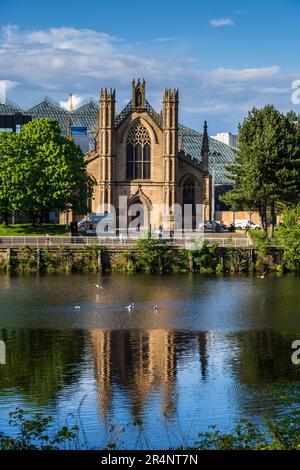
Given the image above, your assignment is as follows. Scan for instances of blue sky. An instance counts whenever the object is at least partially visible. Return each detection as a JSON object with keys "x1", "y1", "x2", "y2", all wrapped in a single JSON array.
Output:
[{"x1": 1, "y1": 0, "x2": 300, "y2": 133}]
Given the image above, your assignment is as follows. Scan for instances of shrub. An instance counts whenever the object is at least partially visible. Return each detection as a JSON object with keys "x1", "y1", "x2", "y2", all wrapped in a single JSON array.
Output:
[
  {"x1": 15, "y1": 246, "x2": 37, "y2": 272},
  {"x1": 275, "y1": 205, "x2": 300, "y2": 272},
  {"x1": 189, "y1": 241, "x2": 219, "y2": 272},
  {"x1": 224, "y1": 248, "x2": 249, "y2": 273},
  {"x1": 0, "y1": 408, "x2": 78, "y2": 450}
]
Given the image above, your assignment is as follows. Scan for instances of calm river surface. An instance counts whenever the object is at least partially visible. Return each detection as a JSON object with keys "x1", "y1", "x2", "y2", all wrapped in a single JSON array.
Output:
[{"x1": 0, "y1": 273, "x2": 300, "y2": 449}]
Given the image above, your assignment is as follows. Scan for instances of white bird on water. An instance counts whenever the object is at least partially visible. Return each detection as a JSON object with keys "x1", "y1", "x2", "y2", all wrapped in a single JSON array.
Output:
[
  {"x1": 125, "y1": 303, "x2": 135, "y2": 311},
  {"x1": 75, "y1": 306, "x2": 81, "y2": 309},
  {"x1": 95, "y1": 283, "x2": 104, "y2": 289},
  {"x1": 260, "y1": 271, "x2": 267, "y2": 279},
  {"x1": 152, "y1": 305, "x2": 159, "y2": 311}
]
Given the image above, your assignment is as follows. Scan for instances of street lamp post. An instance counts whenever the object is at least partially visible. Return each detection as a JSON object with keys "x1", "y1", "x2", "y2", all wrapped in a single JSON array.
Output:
[
  {"x1": 211, "y1": 165, "x2": 216, "y2": 223},
  {"x1": 209, "y1": 151, "x2": 221, "y2": 223},
  {"x1": 66, "y1": 203, "x2": 73, "y2": 233}
]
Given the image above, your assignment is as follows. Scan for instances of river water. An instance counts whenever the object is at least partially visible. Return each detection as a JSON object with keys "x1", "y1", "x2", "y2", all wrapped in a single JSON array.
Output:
[{"x1": 0, "y1": 272, "x2": 299, "y2": 449}]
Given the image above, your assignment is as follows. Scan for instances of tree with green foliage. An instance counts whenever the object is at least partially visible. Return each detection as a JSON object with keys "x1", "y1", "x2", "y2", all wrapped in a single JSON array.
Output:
[
  {"x1": 275, "y1": 204, "x2": 300, "y2": 272},
  {"x1": 222, "y1": 106, "x2": 300, "y2": 236},
  {"x1": 0, "y1": 119, "x2": 92, "y2": 225},
  {"x1": 0, "y1": 131, "x2": 19, "y2": 225},
  {"x1": 286, "y1": 110, "x2": 300, "y2": 141}
]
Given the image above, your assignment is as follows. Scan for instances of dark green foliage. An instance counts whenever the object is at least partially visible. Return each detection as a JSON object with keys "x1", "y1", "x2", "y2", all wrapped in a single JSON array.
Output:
[
  {"x1": 0, "y1": 409, "x2": 78, "y2": 450},
  {"x1": 224, "y1": 248, "x2": 249, "y2": 273},
  {"x1": 110, "y1": 237, "x2": 190, "y2": 273},
  {"x1": 0, "y1": 246, "x2": 100, "y2": 273},
  {"x1": 110, "y1": 251, "x2": 136, "y2": 272},
  {"x1": 275, "y1": 204, "x2": 300, "y2": 272},
  {"x1": 40, "y1": 246, "x2": 99, "y2": 273},
  {"x1": 251, "y1": 231, "x2": 274, "y2": 272},
  {"x1": 189, "y1": 241, "x2": 219, "y2": 272},
  {"x1": 133, "y1": 235, "x2": 188, "y2": 273},
  {"x1": 194, "y1": 386, "x2": 300, "y2": 451},
  {"x1": 1, "y1": 238, "x2": 300, "y2": 274},
  {"x1": 15, "y1": 246, "x2": 37, "y2": 272},
  {"x1": 194, "y1": 415, "x2": 300, "y2": 450},
  {"x1": 222, "y1": 106, "x2": 300, "y2": 234}
]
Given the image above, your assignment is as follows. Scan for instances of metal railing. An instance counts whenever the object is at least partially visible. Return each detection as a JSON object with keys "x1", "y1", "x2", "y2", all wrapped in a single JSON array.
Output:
[{"x1": 0, "y1": 236, "x2": 252, "y2": 248}]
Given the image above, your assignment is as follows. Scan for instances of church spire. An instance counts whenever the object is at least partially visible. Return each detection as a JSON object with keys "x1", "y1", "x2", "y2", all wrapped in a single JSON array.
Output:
[
  {"x1": 201, "y1": 120, "x2": 209, "y2": 156},
  {"x1": 201, "y1": 120, "x2": 209, "y2": 172}
]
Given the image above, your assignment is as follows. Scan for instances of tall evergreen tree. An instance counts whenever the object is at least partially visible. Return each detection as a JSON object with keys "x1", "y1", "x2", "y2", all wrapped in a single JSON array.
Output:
[{"x1": 222, "y1": 105, "x2": 300, "y2": 235}]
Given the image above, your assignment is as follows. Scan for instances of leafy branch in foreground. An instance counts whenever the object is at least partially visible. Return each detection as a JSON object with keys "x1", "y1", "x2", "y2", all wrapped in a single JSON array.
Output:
[
  {"x1": 193, "y1": 415, "x2": 300, "y2": 450},
  {"x1": 2, "y1": 390, "x2": 300, "y2": 450},
  {"x1": 0, "y1": 408, "x2": 78, "y2": 450}
]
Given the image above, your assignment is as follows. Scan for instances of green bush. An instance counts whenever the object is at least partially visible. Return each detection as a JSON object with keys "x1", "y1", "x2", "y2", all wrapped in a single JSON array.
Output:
[
  {"x1": 111, "y1": 251, "x2": 135, "y2": 272},
  {"x1": 275, "y1": 205, "x2": 300, "y2": 272},
  {"x1": 15, "y1": 246, "x2": 37, "y2": 272},
  {"x1": 224, "y1": 248, "x2": 249, "y2": 273},
  {"x1": 189, "y1": 241, "x2": 219, "y2": 272},
  {"x1": 0, "y1": 408, "x2": 78, "y2": 450}
]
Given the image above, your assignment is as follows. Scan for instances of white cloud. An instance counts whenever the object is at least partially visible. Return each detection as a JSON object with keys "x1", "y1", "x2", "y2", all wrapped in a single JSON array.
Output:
[
  {"x1": 59, "y1": 93, "x2": 85, "y2": 110},
  {"x1": 0, "y1": 79, "x2": 18, "y2": 91},
  {"x1": 210, "y1": 18, "x2": 234, "y2": 28},
  {"x1": 0, "y1": 25, "x2": 180, "y2": 90},
  {"x1": 151, "y1": 37, "x2": 179, "y2": 43},
  {"x1": 202, "y1": 66, "x2": 281, "y2": 83},
  {"x1": 0, "y1": 25, "x2": 298, "y2": 133}
]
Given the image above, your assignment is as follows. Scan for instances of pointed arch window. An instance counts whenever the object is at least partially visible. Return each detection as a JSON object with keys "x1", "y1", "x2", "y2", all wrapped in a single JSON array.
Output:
[
  {"x1": 183, "y1": 176, "x2": 196, "y2": 216},
  {"x1": 126, "y1": 123, "x2": 151, "y2": 180}
]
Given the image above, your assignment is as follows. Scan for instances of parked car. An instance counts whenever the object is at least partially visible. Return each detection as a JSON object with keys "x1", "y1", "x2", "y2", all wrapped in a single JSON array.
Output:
[
  {"x1": 204, "y1": 221, "x2": 225, "y2": 232},
  {"x1": 219, "y1": 223, "x2": 228, "y2": 232},
  {"x1": 78, "y1": 213, "x2": 116, "y2": 236},
  {"x1": 234, "y1": 220, "x2": 260, "y2": 230}
]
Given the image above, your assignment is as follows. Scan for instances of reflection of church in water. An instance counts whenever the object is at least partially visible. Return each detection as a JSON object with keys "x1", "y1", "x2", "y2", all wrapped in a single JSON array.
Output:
[
  {"x1": 90, "y1": 329, "x2": 209, "y2": 419},
  {"x1": 86, "y1": 79, "x2": 213, "y2": 229}
]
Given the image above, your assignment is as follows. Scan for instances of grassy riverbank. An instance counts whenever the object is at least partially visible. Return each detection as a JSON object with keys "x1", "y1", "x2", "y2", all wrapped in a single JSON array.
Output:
[{"x1": 0, "y1": 224, "x2": 68, "y2": 236}]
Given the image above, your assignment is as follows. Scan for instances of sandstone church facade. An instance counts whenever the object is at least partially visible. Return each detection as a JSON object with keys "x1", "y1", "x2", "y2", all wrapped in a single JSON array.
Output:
[{"x1": 86, "y1": 79, "x2": 212, "y2": 231}]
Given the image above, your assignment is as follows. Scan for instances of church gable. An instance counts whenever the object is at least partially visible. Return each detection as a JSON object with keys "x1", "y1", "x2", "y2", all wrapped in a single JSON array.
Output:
[{"x1": 115, "y1": 79, "x2": 163, "y2": 131}]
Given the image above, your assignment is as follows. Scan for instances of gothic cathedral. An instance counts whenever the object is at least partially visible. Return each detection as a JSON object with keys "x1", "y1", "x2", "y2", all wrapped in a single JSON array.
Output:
[{"x1": 86, "y1": 79, "x2": 212, "y2": 230}]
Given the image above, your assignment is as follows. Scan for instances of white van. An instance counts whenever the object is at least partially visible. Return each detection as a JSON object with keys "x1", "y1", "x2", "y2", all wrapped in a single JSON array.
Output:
[{"x1": 234, "y1": 220, "x2": 260, "y2": 230}]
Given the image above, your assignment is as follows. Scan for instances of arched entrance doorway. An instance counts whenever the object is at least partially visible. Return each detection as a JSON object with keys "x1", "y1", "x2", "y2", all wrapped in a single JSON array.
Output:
[{"x1": 128, "y1": 194, "x2": 151, "y2": 236}]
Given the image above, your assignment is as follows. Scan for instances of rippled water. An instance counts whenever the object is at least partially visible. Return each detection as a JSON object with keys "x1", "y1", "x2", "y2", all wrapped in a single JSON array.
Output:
[{"x1": 0, "y1": 272, "x2": 299, "y2": 449}]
